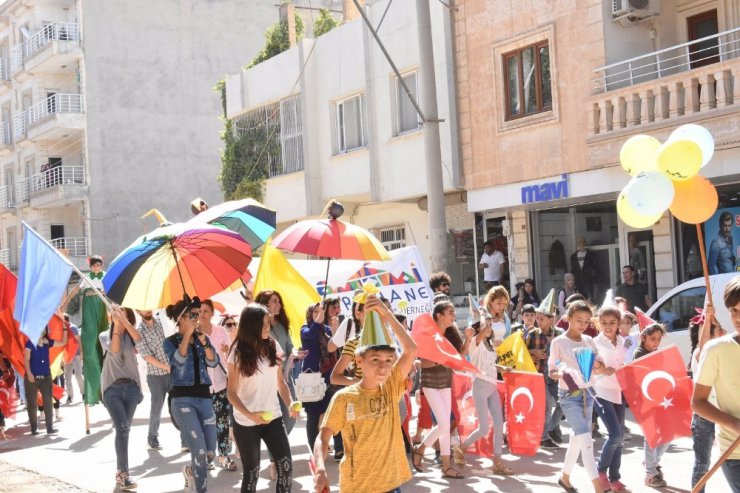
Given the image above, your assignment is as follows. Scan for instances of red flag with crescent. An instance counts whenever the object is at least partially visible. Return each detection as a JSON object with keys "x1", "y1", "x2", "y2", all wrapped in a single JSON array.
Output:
[
  {"x1": 453, "y1": 372, "x2": 506, "y2": 458},
  {"x1": 616, "y1": 344, "x2": 692, "y2": 448},
  {"x1": 504, "y1": 371, "x2": 546, "y2": 456},
  {"x1": 411, "y1": 314, "x2": 479, "y2": 373}
]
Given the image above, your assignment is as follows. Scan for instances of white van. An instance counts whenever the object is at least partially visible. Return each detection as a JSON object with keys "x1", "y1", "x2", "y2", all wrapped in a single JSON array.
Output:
[{"x1": 646, "y1": 272, "x2": 737, "y2": 366}]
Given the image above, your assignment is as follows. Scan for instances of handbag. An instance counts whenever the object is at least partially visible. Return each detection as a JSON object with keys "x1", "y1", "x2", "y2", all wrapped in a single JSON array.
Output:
[{"x1": 294, "y1": 368, "x2": 327, "y2": 403}]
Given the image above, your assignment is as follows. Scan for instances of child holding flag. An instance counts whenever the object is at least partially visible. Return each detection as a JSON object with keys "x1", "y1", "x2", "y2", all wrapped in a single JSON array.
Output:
[{"x1": 312, "y1": 292, "x2": 417, "y2": 493}]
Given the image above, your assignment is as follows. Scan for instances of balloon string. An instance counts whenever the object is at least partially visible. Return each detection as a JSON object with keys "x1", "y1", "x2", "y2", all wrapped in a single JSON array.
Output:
[{"x1": 695, "y1": 224, "x2": 713, "y2": 306}]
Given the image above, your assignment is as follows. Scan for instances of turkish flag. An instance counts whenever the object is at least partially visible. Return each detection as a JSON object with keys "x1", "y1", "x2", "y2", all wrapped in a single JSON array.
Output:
[
  {"x1": 616, "y1": 344, "x2": 692, "y2": 448},
  {"x1": 454, "y1": 372, "x2": 506, "y2": 458},
  {"x1": 0, "y1": 265, "x2": 27, "y2": 375},
  {"x1": 411, "y1": 314, "x2": 479, "y2": 373},
  {"x1": 0, "y1": 372, "x2": 18, "y2": 419},
  {"x1": 504, "y1": 371, "x2": 546, "y2": 456}
]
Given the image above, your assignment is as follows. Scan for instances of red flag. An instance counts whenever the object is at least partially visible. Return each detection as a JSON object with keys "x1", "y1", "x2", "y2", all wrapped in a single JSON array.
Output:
[
  {"x1": 454, "y1": 372, "x2": 506, "y2": 458},
  {"x1": 0, "y1": 265, "x2": 26, "y2": 375},
  {"x1": 0, "y1": 373, "x2": 18, "y2": 419},
  {"x1": 504, "y1": 371, "x2": 546, "y2": 456},
  {"x1": 411, "y1": 314, "x2": 479, "y2": 373},
  {"x1": 616, "y1": 345, "x2": 692, "y2": 448},
  {"x1": 36, "y1": 383, "x2": 65, "y2": 407}
]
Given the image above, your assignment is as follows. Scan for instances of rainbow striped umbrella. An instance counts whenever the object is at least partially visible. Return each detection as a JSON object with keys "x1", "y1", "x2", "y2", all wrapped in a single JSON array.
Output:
[
  {"x1": 103, "y1": 224, "x2": 252, "y2": 310},
  {"x1": 188, "y1": 198, "x2": 276, "y2": 249}
]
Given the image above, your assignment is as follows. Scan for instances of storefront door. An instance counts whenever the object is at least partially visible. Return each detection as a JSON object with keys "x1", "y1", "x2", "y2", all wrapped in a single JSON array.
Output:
[{"x1": 590, "y1": 244, "x2": 621, "y2": 303}]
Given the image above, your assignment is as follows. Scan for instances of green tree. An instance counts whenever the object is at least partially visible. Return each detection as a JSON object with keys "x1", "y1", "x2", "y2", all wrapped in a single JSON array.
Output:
[
  {"x1": 249, "y1": 13, "x2": 305, "y2": 68},
  {"x1": 313, "y1": 8, "x2": 341, "y2": 37}
]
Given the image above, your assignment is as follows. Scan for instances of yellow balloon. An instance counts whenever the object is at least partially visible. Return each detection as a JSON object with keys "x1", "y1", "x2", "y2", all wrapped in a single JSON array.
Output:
[
  {"x1": 657, "y1": 139, "x2": 702, "y2": 181},
  {"x1": 620, "y1": 135, "x2": 660, "y2": 176},
  {"x1": 617, "y1": 191, "x2": 662, "y2": 228}
]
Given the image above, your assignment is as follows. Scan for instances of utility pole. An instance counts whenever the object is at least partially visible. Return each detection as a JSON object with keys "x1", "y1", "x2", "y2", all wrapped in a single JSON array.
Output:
[{"x1": 416, "y1": 0, "x2": 448, "y2": 272}]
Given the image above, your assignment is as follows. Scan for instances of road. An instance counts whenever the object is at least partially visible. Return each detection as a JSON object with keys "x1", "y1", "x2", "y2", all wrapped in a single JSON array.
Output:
[{"x1": 0, "y1": 392, "x2": 734, "y2": 492}]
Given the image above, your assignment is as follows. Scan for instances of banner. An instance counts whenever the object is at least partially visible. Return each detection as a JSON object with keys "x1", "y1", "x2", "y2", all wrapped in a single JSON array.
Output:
[
  {"x1": 495, "y1": 332, "x2": 537, "y2": 372},
  {"x1": 703, "y1": 207, "x2": 740, "y2": 275}
]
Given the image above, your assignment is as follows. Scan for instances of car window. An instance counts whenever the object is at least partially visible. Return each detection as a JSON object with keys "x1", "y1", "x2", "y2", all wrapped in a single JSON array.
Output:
[{"x1": 654, "y1": 286, "x2": 706, "y2": 332}]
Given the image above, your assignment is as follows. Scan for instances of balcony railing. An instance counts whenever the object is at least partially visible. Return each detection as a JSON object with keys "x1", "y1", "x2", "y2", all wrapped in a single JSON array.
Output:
[
  {"x1": 15, "y1": 178, "x2": 29, "y2": 204},
  {"x1": 594, "y1": 27, "x2": 740, "y2": 92},
  {"x1": 0, "y1": 248, "x2": 10, "y2": 267},
  {"x1": 30, "y1": 166, "x2": 85, "y2": 193},
  {"x1": 24, "y1": 22, "x2": 80, "y2": 60},
  {"x1": 0, "y1": 121, "x2": 10, "y2": 145},
  {"x1": 50, "y1": 237, "x2": 87, "y2": 257},
  {"x1": 27, "y1": 94, "x2": 84, "y2": 127},
  {"x1": 0, "y1": 59, "x2": 8, "y2": 81},
  {"x1": 0, "y1": 185, "x2": 12, "y2": 208},
  {"x1": 13, "y1": 112, "x2": 26, "y2": 140},
  {"x1": 10, "y1": 44, "x2": 23, "y2": 73}
]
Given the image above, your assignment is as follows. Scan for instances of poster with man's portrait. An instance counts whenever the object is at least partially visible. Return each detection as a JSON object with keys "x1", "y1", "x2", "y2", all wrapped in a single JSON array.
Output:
[{"x1": 704, "y1": 207, "x2": 740, "y2": 275}]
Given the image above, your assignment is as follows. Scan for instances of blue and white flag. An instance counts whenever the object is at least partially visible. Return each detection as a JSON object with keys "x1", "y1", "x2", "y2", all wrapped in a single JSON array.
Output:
[{"x1": 14, "y1": 222, "x2": 73, "y2": 343}]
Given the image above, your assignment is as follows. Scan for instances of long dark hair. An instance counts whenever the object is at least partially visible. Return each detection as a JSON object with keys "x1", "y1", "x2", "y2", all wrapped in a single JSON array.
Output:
[
  {"x1": 230, "y1": 303, "x2": 278, "y2": 377},
  {"x1": 255, "y1": 290, "x2": 291, "y2": 334},
  {"x1": 433, "y1": 301, "x2": 463, "y2": 352},
  {"x1": 109, "y1": 307, "x2": 136, "y2": 344}
]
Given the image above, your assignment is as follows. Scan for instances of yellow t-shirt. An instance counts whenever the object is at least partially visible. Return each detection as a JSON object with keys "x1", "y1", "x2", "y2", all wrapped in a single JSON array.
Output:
[
  {"x1": 322, "y1": 365, "x2": 411, "y2": 493},
  {"x1": 342, "y1": 336, "x2": 363, "y2": 379},
  {"x1": 695, "y1": 334, "x2": 740, "y2": 460}
]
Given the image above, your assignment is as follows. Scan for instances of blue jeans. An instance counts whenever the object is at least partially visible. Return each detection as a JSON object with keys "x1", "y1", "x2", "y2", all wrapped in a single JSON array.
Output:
[
  {"x1": 559, "y1": 389, "x2": 594, "y2": 435},
  {"x1": 691, "y1": 413, "x2": 715, "y2": 493},
  {"x1": 146, "y1": 374, "x2": 170, "y2": 440},
  {"x1": 544, "y1": 378, "x2": 563, "y2": 438},
  {"x1": 644, "y1": 439, "x2": 670, "y2": 476},
  {"x1": 722, "y1": 459, "x2": 740, "y2": 493},
  {"x1": 171, "y1": 397, "x2": 217, "y2": 493},
  {"x1": 595, "y1": 397, "x2": 625, "y2": 481},
  {"x1": 103, "y1": 381, "x2": 141, "y2": 473}
]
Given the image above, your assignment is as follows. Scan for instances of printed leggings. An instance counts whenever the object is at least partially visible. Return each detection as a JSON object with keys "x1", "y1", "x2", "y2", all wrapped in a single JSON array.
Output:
[
  {"x1": 233, "y1": 417, "x2": 292, "y2": 493},
  {"x1": 211, "y1": 389, "x2": 232, "y2": 457}
]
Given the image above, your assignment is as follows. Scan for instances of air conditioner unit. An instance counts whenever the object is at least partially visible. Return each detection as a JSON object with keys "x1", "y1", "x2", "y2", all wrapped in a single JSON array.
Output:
[{"x1": 612, "y1": 0, "x2": 650, "y2": 17}]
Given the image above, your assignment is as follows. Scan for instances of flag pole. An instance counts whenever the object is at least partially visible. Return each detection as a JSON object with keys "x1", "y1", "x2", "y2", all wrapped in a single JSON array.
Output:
[
  {"x1": 692, "y1": 435, "x2": 740, "y2": 493},
  {"x1": 695, "y1": 223, "x2": 713, "y2": 306}
]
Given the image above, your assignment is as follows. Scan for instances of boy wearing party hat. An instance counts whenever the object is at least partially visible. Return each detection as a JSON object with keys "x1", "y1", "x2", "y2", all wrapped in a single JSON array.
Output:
[
  {"x1": 313, "y1": 285, "x2": 418, "y2": 493},
  {"x1": 526, "y1": 289, "x2": 565, "y2": 448}
]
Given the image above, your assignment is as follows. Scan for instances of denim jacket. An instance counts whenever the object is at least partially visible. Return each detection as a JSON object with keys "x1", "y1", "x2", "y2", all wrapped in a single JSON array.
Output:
[{"x1": 163, "y1": 333, "x2": 220, "y2": 387}]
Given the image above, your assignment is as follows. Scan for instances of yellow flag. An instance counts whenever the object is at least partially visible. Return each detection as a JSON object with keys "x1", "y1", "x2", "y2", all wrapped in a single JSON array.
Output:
[
  {"x1": 496, "y1": 331, "x2": 537, "y2": 372},
  {"x1": 253, "y1": 242, "x2": 320, "y2": 348}
]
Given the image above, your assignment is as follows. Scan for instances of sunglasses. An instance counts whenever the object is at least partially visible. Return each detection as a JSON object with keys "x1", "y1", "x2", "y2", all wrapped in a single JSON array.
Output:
[{"x1": 224, "y1": 322, "x2": 237, "y2": 328}]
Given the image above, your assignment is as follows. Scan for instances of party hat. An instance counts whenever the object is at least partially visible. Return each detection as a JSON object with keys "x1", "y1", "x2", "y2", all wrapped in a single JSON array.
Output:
[
  {"x1": 635, "y1": 307, "x2": 657, "y2": 331},
  {"x1": 359, "y1": 309, "x2": 394, "y2": 349},
  {"x1": 536, "y1": 288, "x2": 557, "y2": 316},
  {"x1": 601, "y1": 289, "x2": 617, "y2": 309},
  {"x1": 573, "y1": 346, "x2": 596, "y2": 383},
  {"x1": 617, "y1": 298, "x2": 629, "y2": 315}
]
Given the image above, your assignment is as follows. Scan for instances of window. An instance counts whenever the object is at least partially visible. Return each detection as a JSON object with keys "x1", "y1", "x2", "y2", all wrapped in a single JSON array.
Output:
[
  {"x1": 654, "y1": 286, "x2": 705, "y2": 333},
  {"x1": 395, "y1": 72, "x2": 420, "y2": 134},
  {"x1": 377, "y1": 225, "x2": 406, "y2": 251},
  {"x1": 336, "y1": 94, "x2": 367, "y2": 153},
  {"x1": 504, "y1": 41, "x2": 552, "y2": 120}
]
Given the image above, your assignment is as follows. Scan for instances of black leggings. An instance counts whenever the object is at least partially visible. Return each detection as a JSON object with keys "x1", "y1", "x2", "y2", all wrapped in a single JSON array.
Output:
[{"x1": 233, "y1": 418, "x2": 292, "y2": 493}]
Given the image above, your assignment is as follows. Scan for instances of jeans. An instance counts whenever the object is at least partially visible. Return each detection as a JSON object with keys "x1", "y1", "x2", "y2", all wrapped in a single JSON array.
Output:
[
  {"x1": 544, "y1": 378, "x2": 563, "y2": 438},
  {"x1": 595, "y1": 397, "x2": 625, "y2": 481},
  {"x1": 644, "y1": 439, "x2": 670, "y2": 476},
  {"x1": 211, "y1": 389, "x2": 232, "y2": 456},
  {"x1": 171, "y1": 396, "x2": 217, "y2": 493},
  {"x1": 63, "y1": 355, "x2": 84, "y2": 401},
  {"x1": 234, "y1": 418, "x2": 292, "y2": 493},
  {"x1": 461, "y1": 378, "x2": 504, "y2": 457},
  {"x1": 146, "y1": 374, "x2": 170, "y2": 440},
  {"x1": 691, "y1": 413, "x2": 715, "y2": 493},
  {"x1": 559, "y1": 389, "x2": 594, "y2": 435},
  {"x1": 722, "y1": 459, "x2": 740, "y2": 493},
  {"x1": 103, "y1": 382, "x2": 141, "y2": 473},
  {"x1": 24, "y1": 375, "x2": 53, "y2": 432}
]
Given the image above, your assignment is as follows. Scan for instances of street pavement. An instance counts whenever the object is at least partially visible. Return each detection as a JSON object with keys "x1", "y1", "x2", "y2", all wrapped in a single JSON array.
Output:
[{"x1": 0, "y1": 391, "x2": 734, "y2": 492}]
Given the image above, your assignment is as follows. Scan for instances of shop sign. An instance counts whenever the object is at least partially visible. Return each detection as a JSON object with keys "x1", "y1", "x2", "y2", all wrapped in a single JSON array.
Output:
[{"x1": 520, "y1": 174, "x2": 569, "y2": 204}]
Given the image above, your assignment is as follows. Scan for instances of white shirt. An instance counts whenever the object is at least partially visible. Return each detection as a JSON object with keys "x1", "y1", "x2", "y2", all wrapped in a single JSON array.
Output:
[
  {"x1": 480, "y1": 251, "x2": 505, "y2": 282},
  {"x1": 548, "y1": 333, "x2": 601, "y2": 390},
  {"x1": 228, "y1": 341, "x2": 284, "y2": 427},
  {"x1": 491, "y1": 320, "x2": 507, "y2": 347},
  {"x1": 622, "y1": 330, "x2": 639, "y2": 363},
  {"x1": 592, "y1": 333, "x2": 626, "y2": 404},
  {"x1": 330, "y1": 317, "x2": 357, "y2": 348},
  {"x1": 206, "y1": 324, "x2": 230, "y2": 393},
  {"x1": 468, "y1": 337, "x2": 499, "y2": 384}
]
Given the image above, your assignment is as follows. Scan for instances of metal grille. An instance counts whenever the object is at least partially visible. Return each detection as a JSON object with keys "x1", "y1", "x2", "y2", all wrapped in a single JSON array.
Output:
[
  {"x1": 13, "y1": 112, "x2": 26, "y2": 140},
  {"x1": 28, "y1": 94, "x2": 84, "y2": 127},
  {"x1": 31, "y1": 166, "x2": 85, "y2": 193},
  {"x1": 0, "y1": 121, "x2": 10, "y2": 145},
  {"x1": 278, "y1": 94, "x2": 304, "y2": 176},
  {"x1": 377, "y1": 225, "x2": 406, "y2": 251},
  {"x1": 50, "y1": 237, "x2": 88, "y2": 257}
]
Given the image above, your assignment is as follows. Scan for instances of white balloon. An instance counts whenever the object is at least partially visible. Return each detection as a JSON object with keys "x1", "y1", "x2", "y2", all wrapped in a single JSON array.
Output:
[
  {"x1": 669, "y1": 124, "x2": 715, "y2": 168},
  {"x1": 624, "y1": 171, "x2": 675, "y2": 216}
]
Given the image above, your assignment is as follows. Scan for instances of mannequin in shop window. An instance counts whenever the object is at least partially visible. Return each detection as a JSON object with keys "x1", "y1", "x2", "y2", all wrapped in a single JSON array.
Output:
[{"x1": 570, "y1": 238, "x2": 599, "y2": 301}]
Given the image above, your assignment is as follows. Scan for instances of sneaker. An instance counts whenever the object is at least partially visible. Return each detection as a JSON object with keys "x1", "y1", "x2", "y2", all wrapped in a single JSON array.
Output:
[
  {"x1": 116, "y1": 472, "x2": 137, "y2": 491},
  {"x1": 644, "y1": 473, "x2": 667, "y2": 488},
  {"x1": 609, "y1": 480, "x2": 631, "y2": 492},
  {"x1": 30, "y1": 428, "x2": 39, "y2": 436},
  {"x1": 66, "y1": 396, "x2": 72, "y2": 405},
  {"x1": 598, "y1": 472, "x2": 611, "y2": 491},
  {"x1": 206, "y1": 460, "x2": 215, "y2": 471},
  {"x1": 182, "y1": 465, "x2": 193, "y2": 492},
  {"x1": 549, "y1": 428, "x2": 564, "y2": 444},
  {"x1": 181, "y1": 443, "x2": 189, "y2": 453},
  {"x1": 540, "y1": 438, "x2": 559, "y2": 449},
  {"x1": 47, "y1": 427, "x2": 58, "y2": 435},
  {"x1": 148, "y1": 437, "x2": 163, "y2": 450}
]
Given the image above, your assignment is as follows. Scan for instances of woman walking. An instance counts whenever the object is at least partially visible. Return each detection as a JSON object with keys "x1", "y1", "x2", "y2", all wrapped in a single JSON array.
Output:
[
  {"x1": 164, "y1": 297, "x2": 220, "y2": 493},
  {"x1": 227, "y1": 303, "x2": 300, "y2": 493},
  {"x1": 99, "y1": 306, "x2": 141, "y2": 490}
]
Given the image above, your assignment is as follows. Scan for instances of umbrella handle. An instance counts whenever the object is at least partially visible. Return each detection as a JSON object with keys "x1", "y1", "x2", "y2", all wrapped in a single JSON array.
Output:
[
  {"x1": 170, "y1": 239, "x2": 189, "y2": 299},
  {"x1": 322, "y1": 258, "x2": 331, "y2": 302}
]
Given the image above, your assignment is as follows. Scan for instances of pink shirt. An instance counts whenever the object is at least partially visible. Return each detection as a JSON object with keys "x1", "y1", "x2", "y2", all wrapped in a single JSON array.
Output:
[{"x1": 207, "y1": 324, "x2": 231, "y2": 393}]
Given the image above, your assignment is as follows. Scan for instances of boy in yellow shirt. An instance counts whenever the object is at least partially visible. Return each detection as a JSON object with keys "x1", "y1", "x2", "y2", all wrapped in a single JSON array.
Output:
[{"x1": 313, "y1": 291, "x2": 417, "y2": 493}]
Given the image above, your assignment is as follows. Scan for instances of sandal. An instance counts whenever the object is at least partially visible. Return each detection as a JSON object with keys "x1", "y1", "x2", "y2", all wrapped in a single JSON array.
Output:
[
  {"x1": 492, "y1": 460, "x2": 514, "y2": 476},
  {"x1": 411, "y1": 445, "x2": 425, "y2": 472},
  {"x1": 442, "y1": 467, "x2": 464, "y2": 479},
  {"x1": 558, "y1": 477, "x2": 578, "y2": 493},
  {"x1": 452, "y1": 445, "x2": 465, "y2": 466},
  {"x1": 219, "y1": 456, "x2": 238, "y2": 471}
]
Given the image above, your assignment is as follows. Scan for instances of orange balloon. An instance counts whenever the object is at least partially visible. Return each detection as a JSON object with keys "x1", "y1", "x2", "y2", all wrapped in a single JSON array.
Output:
[{"x1": 669, "y1": 175, "x2": 718, "y2": 224}]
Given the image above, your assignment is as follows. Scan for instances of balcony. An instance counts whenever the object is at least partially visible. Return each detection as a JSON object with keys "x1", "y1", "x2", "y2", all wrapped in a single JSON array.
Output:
[
  {"x1": 50, "y1": 237, "x2": 88, "y2": 258},
  {"x1": 0, "y1": 121, "x2": 11, "y2": 155},
  {"x1": 27, "y1": 94, "x2": 85, "y2": 141},
  {"x1": 29, "y1": 165, "x2": 87, "y2": 208},
  {"x1": 13, "y1": 111, "x2": 27, "y2": 144},
  {"x1": 0, "y1": 185, "x2": 13, "y2": 210},
  {"x1": 587, "y1": 28, "x2": 740, "y2": 165},
  {"x1": 0, "y1": 248, "x2": 10, "y2": 268},
  {"x1": 15, "y1": 178, "x2": 29, "y2": 206},
  {"x1": 10, "y1": 23, "x2": 82, "y2": 76},
  {"x1": 0, "y1": 59, "x2": 10, "y2": 94}
]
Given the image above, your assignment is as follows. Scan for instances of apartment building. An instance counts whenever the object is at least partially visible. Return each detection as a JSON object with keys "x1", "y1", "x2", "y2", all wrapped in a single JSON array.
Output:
[
  {"x1": 224, "y1": 0, "x2": 473, "y2": 283},
  {"x1": 455, "y1": 0, "x2": 740, "y2": 307},
  {"x1": 0, "y1": 0, "x2": 286, "y2": 272}
]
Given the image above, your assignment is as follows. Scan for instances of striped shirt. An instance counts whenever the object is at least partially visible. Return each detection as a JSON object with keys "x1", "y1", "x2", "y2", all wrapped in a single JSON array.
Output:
[
  {"x1": 136, "y1": 317, "x2": 169, "y2": 376},
  {"x1": 342, "y1": 336, "x2": 363, "y2": 379}
]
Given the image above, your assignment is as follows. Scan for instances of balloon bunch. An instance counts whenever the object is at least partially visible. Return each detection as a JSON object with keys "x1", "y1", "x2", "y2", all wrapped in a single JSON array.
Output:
[{"x1": 617, "y1": 124, "x2": 719, "y2": 228}]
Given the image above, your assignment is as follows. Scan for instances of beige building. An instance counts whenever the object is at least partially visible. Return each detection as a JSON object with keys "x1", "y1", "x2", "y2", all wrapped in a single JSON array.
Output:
[{"x1": 455, "y1": 0, "x2": 740, "y2": 313}]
